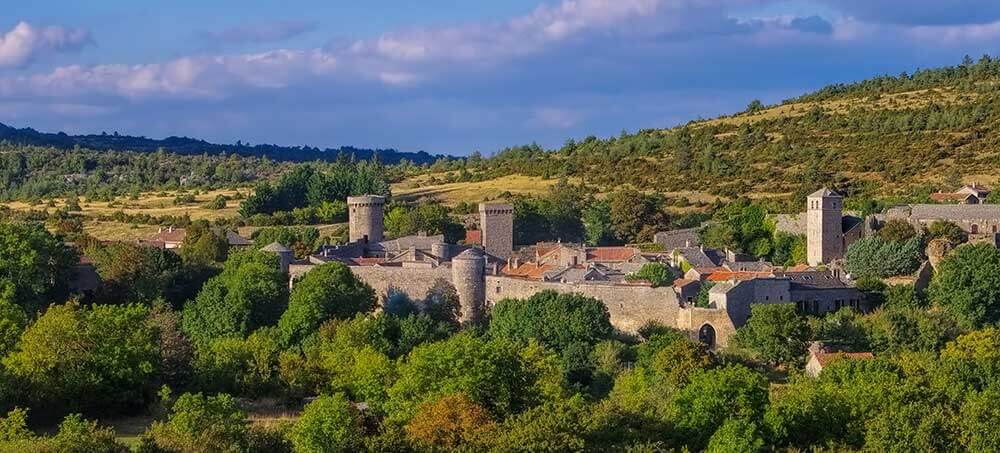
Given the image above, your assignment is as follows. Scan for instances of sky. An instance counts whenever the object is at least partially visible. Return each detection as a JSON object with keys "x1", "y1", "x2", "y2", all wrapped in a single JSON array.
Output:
[{"x1": 2, "y1": 1, "x2": 1000, "y2": 156}]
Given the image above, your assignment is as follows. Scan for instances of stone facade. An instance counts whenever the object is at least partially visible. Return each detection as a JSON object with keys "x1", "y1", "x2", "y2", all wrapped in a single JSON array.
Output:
[
  {"x1": 347, "y1": 195, "x2": 386, "y2": 244},
  {"x1": 480, "y1": 203, "x2": 513, "y2": 259},
  {"x1": 807, "y1": 188, "x2": 844, "y2": 266}
]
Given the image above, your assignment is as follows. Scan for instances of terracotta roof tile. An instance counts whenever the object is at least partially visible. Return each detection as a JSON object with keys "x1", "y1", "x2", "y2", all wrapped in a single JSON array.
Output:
[
  {"x1": 586, "y1": 247, "x2": 638, "y2": 262},
  {"x1": 706, "y1": 271, "x2": 774, "y2": 282},
  {"x1": 465, "y1": 230, "x2": 482, "y2": 245},
  {"x1": 150, "y1": 228, "x2": 186, "y2": 243}
]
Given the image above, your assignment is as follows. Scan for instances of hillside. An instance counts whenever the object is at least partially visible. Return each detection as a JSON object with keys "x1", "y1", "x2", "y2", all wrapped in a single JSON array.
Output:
[
  {"x1": 413, "y1": 56, "x2": 1000, "y2": 211},
  {"x1": 0, "y1": 122, "x2": 444, "y2": 165}
]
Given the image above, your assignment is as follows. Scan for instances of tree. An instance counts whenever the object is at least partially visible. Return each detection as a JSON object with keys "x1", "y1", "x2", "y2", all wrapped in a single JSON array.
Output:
[
  {"x1": 145, "y1": 392, "x2": 249, "y2": 452},
  {"x1": 960, "y1": 387, "x2": 1000, "y2": 451},
  {"x1": 626, "y1": 262, "x2": 675, "y2": 287},
  {"x1": 404, "y1": 393, "x2": 497, "y2": 451},
  {"x1": 85, "y1": 242, "x2": 182, "y2": 305},
  {"x1": 764, "y1": 378, "x2": 855, "y2": 448},
  {"x1": 182, "y1": 251, "x2": 288, "y2": 346},
  {"x1": 734, "y1": 304, "x2": 809, "y2": 366},
  {"x1": 194, "y1": 328, "x2": 282, "y2": 396},
  {"x1": 0, "y1": 222, "x2": 77, "y2": 314},
  {"x1": 845, "y1": 237, "x2": 923, "y2": 278},
  {"x1": 673, "y1": 365, "x2": 769, "y2": 450},
  {"x1": 279, "y1": 262, "x2": 375, "y2": 346},
  {"x1": 926, "y1": 220, "x2": 965, "y2": 246},
  {"x1": 179, "y1": 220, "x2": 228, "y2": 265},
  {"x1": 494, "y1": 397, "x2": 591, "y2": 452},
  {"x1": 608, "y1": 189, "x2": 670, "y2": 243},
  {"x1": 290, "y1": 393, "x2": 363, "y2": 453},
  {"x1": 0, "y1": 282, "x2": 26, "y2": 358},
  {"x1": 583, "y1": 200, "x2": 614, "y2": 246},
  {"x1": 929, "y1": 243, "x2": 1000, "y2": 328},
  {"x1": 878, "y1": 219, "x2": 918, "y2": 242},
  {"x1": 490, "y1": 290, "x2": 613, "y2": 352},
  {"x1": 707, "y1": 418, "x2": 764, "y2": 453},
  {"x1": 386, "y1": 333, "x2": 548, "y2": 422},
  {"x1": 3, "y1": 302, "x2": 160, "y2": 412}
]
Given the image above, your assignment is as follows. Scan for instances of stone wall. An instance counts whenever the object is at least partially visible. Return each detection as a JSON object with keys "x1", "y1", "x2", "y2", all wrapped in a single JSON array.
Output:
[
  {"x1": 484, "y1": 276, "x2": 680, "y2": 334},
  {"x1": 676, "y1": 306, "x2": 738, "y2": 348}
]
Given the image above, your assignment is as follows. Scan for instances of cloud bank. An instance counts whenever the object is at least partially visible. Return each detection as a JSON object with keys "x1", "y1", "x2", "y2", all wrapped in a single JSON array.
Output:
[{"x1": 0, "y1": 21, "x2": 91, "y2": 69}]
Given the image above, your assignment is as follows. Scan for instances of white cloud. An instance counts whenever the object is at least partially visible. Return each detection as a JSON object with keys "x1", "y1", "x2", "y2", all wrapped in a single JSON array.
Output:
[
  {"x1": 0, "y1": 21, "x2": 91, "y2": 68},
  {"x1": 201, "y1": 20, "x2": 318, "y2": 45}
]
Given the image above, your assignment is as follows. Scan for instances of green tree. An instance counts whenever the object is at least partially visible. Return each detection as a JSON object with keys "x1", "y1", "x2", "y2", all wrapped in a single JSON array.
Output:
[
  {"x1": 929, "y1": 243, "x2": 1000, "y2": 328},
  {"x1": 845, "y1": 237, "x2": 923, "y2": 279},
  {"x1": 608, "y1": 189, "x2": 669, "y2": 243},
  {"x1": 179, "y1": 220, "x2": 228, "y2": 265},
  {"x1": 734, "y1": 304, "x2": 809, "y2": 366},
  {"x1": 494, "y1": 396, "x2": 591, "y2": 452},
  {"x1": 279, "y1": 262, "x2": 375, "y2": 346},
  {"x1": 707, "y1": 418, "x2": 765, "y2": 453},
  {"x1": 0, "y1": 222, "x2": 77, "y2": 314},
  {"x1": 490, "y1": 290, "x2": 613, "y2": 352},
  {"x1": 182, "y1": 251, "x2": 288, "y2": 346},
  {"x1": 960, "y1": 387, "x2": 1000, "y2": 451},
  {"x1": 878, "y1": 219, "x2": 918, "y2": 242},
  {"x1": 673, "y1": 365, "x2": 769, "y2": 450},
  {"x1": 290, "y1": 393, "x2": 363, "y2": 453},
  {"x1": 626, "y1": 262, "x2": 675, "y2": 287},
  {"x1": 386, "y1": 333, "x2": 550, "y2": 422},
  {"x1": 145, "y1": 392, "x2": 249, "y2": 452},
  {"x1": 926, "y1": 220, "x2": 965, "y2": 246},
  {"x1": 583, "y1": 199, "x2": 614, "y2": 246}
]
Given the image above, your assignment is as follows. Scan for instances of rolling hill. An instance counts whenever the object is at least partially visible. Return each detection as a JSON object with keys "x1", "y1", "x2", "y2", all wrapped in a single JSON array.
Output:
[{"x1": 411, "y1": 55, "x2": 1000, "y2": 210}]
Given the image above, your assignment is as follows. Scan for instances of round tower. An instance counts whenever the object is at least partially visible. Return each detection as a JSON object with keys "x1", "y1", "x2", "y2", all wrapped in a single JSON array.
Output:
[
  {"x1": 348, "y1": 195, "x2": 386, "y2": 244},
  {"x1": 451, "y1": 248, "x2": 486, "y2": 326}
]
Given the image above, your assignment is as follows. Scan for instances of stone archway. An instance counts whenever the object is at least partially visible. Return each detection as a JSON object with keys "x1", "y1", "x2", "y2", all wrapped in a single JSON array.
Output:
[{"x1": 698, "y1": 323, "x2": 717, "y2": 349}]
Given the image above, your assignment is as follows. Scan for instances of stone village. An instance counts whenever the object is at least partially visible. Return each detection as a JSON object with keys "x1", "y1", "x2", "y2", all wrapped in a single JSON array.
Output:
[{"x1": 222, "y1": 185, "x2": 1000, "y2": 349}]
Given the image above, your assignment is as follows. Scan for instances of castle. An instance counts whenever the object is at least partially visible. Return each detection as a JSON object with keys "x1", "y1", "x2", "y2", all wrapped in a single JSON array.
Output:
[{"x1": 268, "y1": 191, "x2": 868, "y2": 348}]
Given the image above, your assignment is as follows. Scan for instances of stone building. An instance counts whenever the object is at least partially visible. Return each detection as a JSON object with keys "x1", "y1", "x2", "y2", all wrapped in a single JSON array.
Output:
[
  {"x1": 807, "y1": 188, "x2": 844, "y2": 266},
  {"x1": 885, "y1": 204, "x2": 1000, "y2": 239}
]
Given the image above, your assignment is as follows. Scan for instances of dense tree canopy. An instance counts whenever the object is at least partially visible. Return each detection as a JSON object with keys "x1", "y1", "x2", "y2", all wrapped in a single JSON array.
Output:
[
  {"x1": 278, "y1": 262, "x2": 376, "y2": 347},
  {"x1": 930, "y1": 243, "x2": 1000, "y2": 328},
  {"x1": 490, "y1": 290, "x2": 613, "y2": 353},
  {"x1": 0, "y1": 223, "x2": 77, "y2": 314}
]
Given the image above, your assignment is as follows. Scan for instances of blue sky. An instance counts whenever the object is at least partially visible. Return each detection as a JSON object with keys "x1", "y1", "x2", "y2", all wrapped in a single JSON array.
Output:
[{"x1": 2, "y1": 1, "x2": 1000, "y2": 156}]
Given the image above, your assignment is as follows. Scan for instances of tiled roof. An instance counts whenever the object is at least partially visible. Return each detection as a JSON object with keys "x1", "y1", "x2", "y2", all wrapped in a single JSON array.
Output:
[
  {"x1": 260, "y1": 242, "x2": 292, "y2": 253},
  {"x1": 503, "y1": 262, "x2": 556, "y2": 280},
  {"x1": 724, "y1": 261, "x2": 773, "y2": 272},
  {"x1": 675, "y1": 247, "x2": 721, "y2": 268},
  {"x1": 465, "y1": 230, "x2": 482, "y2": 245},
  {"x1": 226, "y1": 231, "x2": 252, "y2": 246},
  {"x1": 673, "y1": 278, "x2": 698, "y2": 288},
  {"x1": 150, "y1": 228, "x2": 186, "y2": 243},
  {"x1": 378, "y1": 234, "x2": 445, "y2": 253},
  {"x1": 706, "y1": 271, "x2": 774, "y2": 282},
  {"x1": 809, "y1": 188, "x2": 842, "y2": 198},
  {"x1": 776, "y1": 271, "x2": 853, "y2": 290},
  {"x1": 903, "y1": 204, "x2": 1000, "y2": 221},
  {"x1": 349, "y1": 257, "x2": 385, "y2": 266},
  {"x1": 654, "y1": 228, "x2": 701, "y2": 250},
  {"x1": 929, "y1": 192, "x2": 977, "y2": 202},
  {"x1": 586, "y1": 247, "x2": 638, "y2": 262},
  {"x1": 814, "y1": 351, "x2": 874, "y2": 367}
]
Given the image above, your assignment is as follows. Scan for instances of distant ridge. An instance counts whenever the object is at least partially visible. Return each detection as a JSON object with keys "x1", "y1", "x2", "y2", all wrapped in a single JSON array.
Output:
[{"x1": 0, "y1": 122, "x2": 447, "y2": 165}]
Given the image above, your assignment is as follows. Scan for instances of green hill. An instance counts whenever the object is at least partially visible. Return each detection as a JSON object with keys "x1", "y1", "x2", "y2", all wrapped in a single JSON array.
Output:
[{"x1": 417, "y1": 55, "x2": 1000, "y2": 211}]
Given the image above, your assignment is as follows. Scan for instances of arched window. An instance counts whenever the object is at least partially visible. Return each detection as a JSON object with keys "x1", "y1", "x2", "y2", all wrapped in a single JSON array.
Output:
[
  {"x1": 698, "y1": 324, "x2": 717, "y2": 349},
  {"x1": 972, "y1": 224, "x2": 980, "y2": 234}
]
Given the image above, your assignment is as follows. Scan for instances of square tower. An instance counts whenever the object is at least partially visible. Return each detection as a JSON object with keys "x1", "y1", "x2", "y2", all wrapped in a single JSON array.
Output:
[
  {"x1": 479, "y1": 203, "x2": 513, "y2": 259},
  {"x1": 807, "y1": 188, "x2": 843, "y2": 266}
]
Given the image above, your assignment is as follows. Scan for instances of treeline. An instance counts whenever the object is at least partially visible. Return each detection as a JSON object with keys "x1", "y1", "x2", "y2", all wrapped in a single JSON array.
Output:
[
  {"x1": 239, "y1": 163, "x2": 390, "y2": 218},
  {"x1": 0, "y1": 122, "x2": 443, "y2": 165}
]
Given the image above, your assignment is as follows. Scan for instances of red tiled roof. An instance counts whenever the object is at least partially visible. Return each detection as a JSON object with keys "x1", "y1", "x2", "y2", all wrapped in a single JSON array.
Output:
[
  {"x1": 465, "y1": 230, "x2": 482, "y2": 245},
  {"x1": 786, "y1": 264, "x2": 813, "y2": 272},
  {"x1": 78, "y1": 255, "x2": 94, "y2": 265},
  {"x1": 503, "y1": 262, "x2": 555, "y2": 280},
  {"x1": 814, "y1": 352, "x2": 874, "y2": 367},
  {"x1": 586, "y1": 247, "x2": 638, "y2": 262}
]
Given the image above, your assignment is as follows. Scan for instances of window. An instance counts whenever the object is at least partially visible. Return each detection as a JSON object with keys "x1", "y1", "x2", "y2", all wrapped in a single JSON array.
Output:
[{"x1": 972, "y1": 224, "x2": 980, "y2": 234}]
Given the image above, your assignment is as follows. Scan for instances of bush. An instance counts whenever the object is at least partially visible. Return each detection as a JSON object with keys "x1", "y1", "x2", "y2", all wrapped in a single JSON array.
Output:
[
  {"x1": 145, "y1": 392, "x2": 249, "y2": 452},
  {"x1": 290, "y1": 393, "x2": 363, "y2": 453}
]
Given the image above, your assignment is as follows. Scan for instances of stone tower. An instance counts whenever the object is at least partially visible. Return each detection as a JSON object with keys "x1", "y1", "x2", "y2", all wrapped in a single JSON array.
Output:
[
  {"x1": 348, "y1": 195, "x2": 386, "y2": 244},
  {"x1": 479, "y1": 203, "x2": 513, "y2": 258},
  {"x1": 261, "y1": 242, "x2": 294, "y2": 274},
  {"x1": 451, "y1": 248, "x2": 486, "y2": 326},
  {"x1": 807, "y1": 188, "x2": 843, "y2": 266}
]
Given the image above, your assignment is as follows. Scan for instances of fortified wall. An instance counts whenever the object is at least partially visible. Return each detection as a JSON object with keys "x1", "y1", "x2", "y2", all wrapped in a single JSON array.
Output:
[{"x1": 293, "y1": 261, "x2": 692, "y2": 336}]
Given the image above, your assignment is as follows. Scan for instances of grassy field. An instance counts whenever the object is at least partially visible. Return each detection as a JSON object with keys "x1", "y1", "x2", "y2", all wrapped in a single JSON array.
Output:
[
  {"x1": 4, "y1": 188, "x2": 248, "y2": 222},
  {"x1": 392, "y1": 173, "x2": 575, "y2": 205}
]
